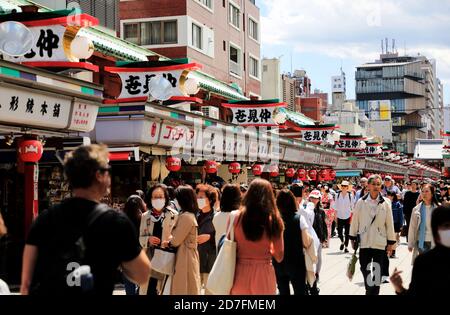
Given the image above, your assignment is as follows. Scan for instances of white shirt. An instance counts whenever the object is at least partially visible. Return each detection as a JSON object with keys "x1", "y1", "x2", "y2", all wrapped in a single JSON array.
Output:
[
  {"x1": 212, "y1": 211, "x2": 232, "y2": 250},
  {"x1": 333, "y1": 191, "x2": 353, "y2": 220},
  {"x1": 425, "y1": 205, "x2": 433, "y2": 242},
  {"x1": 298, "y1": 202, "x2": 315, "y2": 227}
]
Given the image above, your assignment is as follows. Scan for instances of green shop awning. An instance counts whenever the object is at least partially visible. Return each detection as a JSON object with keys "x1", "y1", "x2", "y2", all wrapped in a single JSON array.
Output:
[{"x1": 336, "y1": 170, "x2": 362, "y2": 177}]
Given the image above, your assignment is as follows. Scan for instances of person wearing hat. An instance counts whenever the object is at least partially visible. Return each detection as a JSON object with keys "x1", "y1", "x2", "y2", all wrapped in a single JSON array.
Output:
[
  {"x1": 307, "y1": 190, "x2": 328, "y2": 295},
  {"x1": 355, "y1": 177, "x2": 369, "y2": 201},
  {"x1": 382, "y1": 176, "x2": 401, "y2": 199},
  {"x1": 333, "y1": 181, "x2": 354, "y2": 253}
]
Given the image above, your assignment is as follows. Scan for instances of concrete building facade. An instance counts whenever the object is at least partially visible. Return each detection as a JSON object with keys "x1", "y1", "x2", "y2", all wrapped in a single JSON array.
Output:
[
  {"x1": 261, "y1": 58, "x2": 281, "y2": 100},
  {"x1": 119, "y1": 0, "x2": 261, "y2": 97}
]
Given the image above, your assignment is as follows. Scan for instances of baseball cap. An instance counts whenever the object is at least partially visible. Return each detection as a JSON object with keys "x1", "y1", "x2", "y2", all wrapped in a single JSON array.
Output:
[
  {"x1": 360, "y1": 177, "x2": 368, "y2": 183},
  {"x1": 385, "y1": 176, "x2": 392, "y2": 181},
  {"x1": 309, "y1": 190, "x2": 322, "y2": 199}
]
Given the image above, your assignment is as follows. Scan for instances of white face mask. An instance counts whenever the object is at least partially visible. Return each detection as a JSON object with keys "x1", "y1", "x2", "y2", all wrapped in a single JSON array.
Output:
[
  {"x1": 151, "y1": 198, "x2": 165, "y2": 211},
  {"x1": 197, "y1": 198, "x2": 207, "y2": 210},
  {"x1": 438, "y1": 229, "x2": 450, "y2": 248}
]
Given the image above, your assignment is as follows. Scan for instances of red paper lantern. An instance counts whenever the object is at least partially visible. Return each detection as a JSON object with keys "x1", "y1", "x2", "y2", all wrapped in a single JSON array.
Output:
[
  {"x1": 205, "y1": 160, "x2": 218, "y2": 174},
  {"x1": 228, "y1": 162, "x2": 241, "y2": 174},
  {"x1": 329, "y1": 170, "x2": 336, "y2": 180},
  {"x1": 309, "y1": 169, "x2": 317, "y2": 181},
  {"x1": 319, "y1": 169, "x2": 328, "y2": 181},
  {"x1": 269, "y1": 165, "x2": 279, "y2": 177},
  {"x1": 18, "y1": 140, "x2": 43, "y2": 163},
  {"x1": 297, "y1": 168, "x2": 307, "y2": 180},
  {"x1": 285, "y1": 168, "x2": 296, "y2": 178},
  {"x1": 165, "y1": 157, "x2": 181, "y2": 172},
  {"x1": 252, "y1": 164, "x2": 263, "y2": 176},
  {"x1": 444, "y1": 168, "x2": 450, "y2": 178}
]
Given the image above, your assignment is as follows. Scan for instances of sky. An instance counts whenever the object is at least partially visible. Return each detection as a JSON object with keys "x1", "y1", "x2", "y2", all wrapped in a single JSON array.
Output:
[{"x1": 258, "y1": 0, "x2": 450, "y2": 105}]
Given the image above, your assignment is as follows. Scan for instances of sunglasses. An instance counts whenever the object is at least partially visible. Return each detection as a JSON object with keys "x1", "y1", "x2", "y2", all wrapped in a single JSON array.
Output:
[{"x1": 98, "y1": 166, "x2": 112, "y2": 173}]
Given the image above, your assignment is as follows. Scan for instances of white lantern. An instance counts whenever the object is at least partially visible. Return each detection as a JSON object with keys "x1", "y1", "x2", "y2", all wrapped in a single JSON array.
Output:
[
  {"x1": 148, "y1": 75, "x2": 174, "y2": 101},
  {"x1": 389, "y1": 153, "x2": 396, "y2": 159},
  {"x1": 183, "y1": 77, "x2": 200, "y2": 95},
  {"x1": 359, "y1": 141, "x2": 367, "y2": 150},
  {"x1": 273, "y1": 110, "x2": 287, "y2": 125},
  {"x1": 70, "y1": 36, "x2": 94, "y2": 60},
  {"x1": 375, "y1": 147, "x2": 383, "y2": 155}
]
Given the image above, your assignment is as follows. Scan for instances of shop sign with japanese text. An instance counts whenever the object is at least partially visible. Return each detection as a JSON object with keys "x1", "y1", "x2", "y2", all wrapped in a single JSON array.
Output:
[
  {"x1": 221, "y1": 100, "x2": 286, "y2": 127},
  {"x1": 68, "y1": 101, "x2": 99, "y2": 132},
  {"x1": 301, "y1": 129, "x2": 331, "y2": 144}
]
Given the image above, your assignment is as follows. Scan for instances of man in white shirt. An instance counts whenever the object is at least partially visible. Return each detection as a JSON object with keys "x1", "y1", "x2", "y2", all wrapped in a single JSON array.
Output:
[{"x1": 333, "y1": 181, "x2": 354, "y2": 253}]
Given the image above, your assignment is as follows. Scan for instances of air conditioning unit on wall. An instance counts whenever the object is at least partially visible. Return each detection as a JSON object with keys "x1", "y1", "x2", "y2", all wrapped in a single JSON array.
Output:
[{"x1": 201, "y1": 106, "x2": 219, "y2": 120}]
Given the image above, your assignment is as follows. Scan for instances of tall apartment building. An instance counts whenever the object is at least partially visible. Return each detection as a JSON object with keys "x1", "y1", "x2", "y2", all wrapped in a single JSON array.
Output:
[
  {"x1": 281, "y1": 70, "x2": 311, "y2": 112},
  {"x1": 444, "y1": 106, "x2": 450, "y2": 133},
  {"x1": 261, "y1": 58, "x2": 281, "y2": 100},
  {"x1": 356, "y1": 50, "x2": 440, "y2": 155},
  {"x1": 437, "y1": 79, "x2": 444, "y2": 135},
  {"x1": 119, "y1": 0, "x2": 261, "y2": 97},
  {"x1": 329, "y1": 70, "x2": 346, "y2": 114},
  {"x1": 310, "y1": 89, "x2": 328, "y2": 117}
]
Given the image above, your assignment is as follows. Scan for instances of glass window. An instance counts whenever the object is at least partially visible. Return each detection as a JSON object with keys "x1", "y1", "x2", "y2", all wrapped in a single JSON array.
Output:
[
  {"x1": 164, "y1": 21, "x2": 177, "y2": 43},
  {"x1": 229, "y1": 3, "x2": 240, "y2": 28},
  {"x1": 192, "y1": 23, "x2": 202, "y2": 50},
  {"x1": 249, "y1": 56, "x2": 259, "y2": 78},
  {"x1": 249, "y1": 18, "x2": 258, "y2": 41},
  {"x1": 124, "y1": 23, "x2": 139, "y2": 44},
  {"x1": 229, "y1": 45, "x2": 241, "y2": 76}
]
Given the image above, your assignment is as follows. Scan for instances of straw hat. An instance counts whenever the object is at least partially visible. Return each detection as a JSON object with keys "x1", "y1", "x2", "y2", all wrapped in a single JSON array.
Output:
[{"x1": 338, "y1": 180, "x2": 353, "y2": 190}]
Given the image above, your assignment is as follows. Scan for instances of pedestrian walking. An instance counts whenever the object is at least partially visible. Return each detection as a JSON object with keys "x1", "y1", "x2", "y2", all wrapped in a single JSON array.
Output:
[
  {"x1": 274, "y1": 189, "x2": 312, "y2": 295},
  {"x1": 390, "y1": 205, "x2": 450, "y2": 295},
  {"x1": 333, "y1": 180, "x2": 354, "y2": 253},
  {"x1": 386, "y1": 191, "x2": 404, "y2": 258},
  {"x1": 349, "y1": 174, "x2": 396, "y2": 295},
  {"x1": 195, "y1": 184, "x2": 217, "y2": 294},
  {"x1": 408, "y1": 184, "x2": 440, "y2": 263},
  {"x1": 139, "y1": 184, "x2": 178, "y2": 295},
  {"x1": 403, "y1": 180, "x2": 421, "y2": 241},
  {"x1": 162, "y1": 185, "x2": 201, "y2": 295},
  {"x1": 230, "y1": 178, "x2": 284, "y2": 295},
  {"x1": 20, "y1": 144, "x2": 151, "y2": 295}
]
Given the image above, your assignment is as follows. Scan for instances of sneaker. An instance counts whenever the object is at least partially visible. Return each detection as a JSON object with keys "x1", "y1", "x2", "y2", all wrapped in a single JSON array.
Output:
[
  {"x1": 344, "y1": 248, "x2": 349, "y2": 253},
  {"x1": 340, "y1": 243, "x2": 344, "y2": 251}
]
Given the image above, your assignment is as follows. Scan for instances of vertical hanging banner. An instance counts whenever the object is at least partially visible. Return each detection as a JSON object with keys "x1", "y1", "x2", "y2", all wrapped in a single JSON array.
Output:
[
  {"x1": 221, "y1": 99, "x2": 287, "y2": 127},
  {"x1": 298, "y1": 124, "x2": 338, "y2": 144},
  {"x1": 1, "y1": 8, "x2": 99, "y2": 71},
  {"x1": 335, "y1": 135, "x2": 367, "y2": 152},
  {"x1": 104, "y1": 60, "x2": 202, "y2": 103}
]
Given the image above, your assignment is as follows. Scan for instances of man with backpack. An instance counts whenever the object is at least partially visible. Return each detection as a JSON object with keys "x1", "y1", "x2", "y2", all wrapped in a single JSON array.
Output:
[
  {"x1": 20, "y1": 144, "x2": 151, "y2": 295},
  {"x1": 332, "y1": 181, "x2": 354, "y2": 253}
]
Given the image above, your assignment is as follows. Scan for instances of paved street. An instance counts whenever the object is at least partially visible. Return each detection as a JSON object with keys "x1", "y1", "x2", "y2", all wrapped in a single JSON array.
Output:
[{"x1": 113, "y1": 235, "x2": 413, "y2": 296}]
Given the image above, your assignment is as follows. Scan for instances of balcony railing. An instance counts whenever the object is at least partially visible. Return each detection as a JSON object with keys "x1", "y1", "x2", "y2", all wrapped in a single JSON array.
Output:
[{"x1": 392, "y1": 120, "x2": 426, "y2": 129}]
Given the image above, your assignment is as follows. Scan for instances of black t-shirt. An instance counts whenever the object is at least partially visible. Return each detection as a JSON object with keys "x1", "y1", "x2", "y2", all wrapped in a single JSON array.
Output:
[
  {"x1": 403, "y1": 191, "x2": 420, "y2": 218},
  {"x1": 27, "y1": 197, "x2": 142, "y2": 295}
]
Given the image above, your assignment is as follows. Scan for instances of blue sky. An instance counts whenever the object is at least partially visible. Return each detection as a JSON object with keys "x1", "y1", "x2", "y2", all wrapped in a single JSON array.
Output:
[{"x1": 258, "y1": 0, "x2": 450, "y2": 105}]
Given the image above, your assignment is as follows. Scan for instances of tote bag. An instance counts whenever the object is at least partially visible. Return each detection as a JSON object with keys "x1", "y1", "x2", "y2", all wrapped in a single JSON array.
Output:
[
  {"x1": 206, "y1": 211, "x2": 237, "y2": 295},
  {"x1": 151, "y1": 247, "x2": 176, "y2": 276}
]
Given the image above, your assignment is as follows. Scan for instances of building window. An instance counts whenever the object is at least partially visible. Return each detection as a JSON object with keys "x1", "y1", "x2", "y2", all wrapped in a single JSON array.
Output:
[
  {"x1": 229, "y1": 44, "x2": 241, "y2": 76},
  {"x1": 249, "y1": 0, "x2": 256, "y2": 4},
  {"x1": 192, "y1": 23, "x2": 203, "y2": 50},
  {"x1": 124, "y1": 23, "x2": 139, "y2": 44},
  {"x1": 124, "y1": 20, "x2": 177, "y2": 45},
  {"x1": 249, "y1": 18, "x2": 258, "y2": 41},
  {"x1": 195, "y1": 0, "x2": 212, "y2": 9},
  {"x1": 249, "y1": 56, "x2": 259, "y2": 79},
  {"x1": 229, "y1": 2, "x2": 240, "y2": 29}
]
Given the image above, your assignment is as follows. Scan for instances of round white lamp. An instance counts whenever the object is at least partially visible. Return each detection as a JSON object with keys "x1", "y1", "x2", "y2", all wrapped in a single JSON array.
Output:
[{"x1": 70, "y1": 36, "x2": 95, "y2": 60}]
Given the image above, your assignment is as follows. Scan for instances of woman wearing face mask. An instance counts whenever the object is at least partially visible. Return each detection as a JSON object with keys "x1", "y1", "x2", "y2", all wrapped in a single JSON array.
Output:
[
  {"x1": 390, "y1": 205, "x2": 450, "y2": 295},
  {"x1": 195, "y1": 184, "x2": 217, "y2": 294},
  {"x1": 408, "y1": 184, "x2": 440, "y2": 263},
  {"x1": 139, "y1": 184, "x2": 178, "y2": 295}
]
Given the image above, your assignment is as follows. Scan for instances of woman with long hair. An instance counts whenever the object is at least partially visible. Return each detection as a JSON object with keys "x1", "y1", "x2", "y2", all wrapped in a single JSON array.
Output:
[
  {"x1": 230, "y1": 178, "x2": 284, "y2": 295},
  {"x1": 139, "y1": 184, "x2": 178, "y2": 295},
  {"x1": 162, "y1": 185, "x2": 201, "y2": 295},
  {"x1": 408, "y1": 184, "x2": 440, "y2": 263},
  {"x1": 273, "y1": 189, "x2": 312, "y2": 295}
]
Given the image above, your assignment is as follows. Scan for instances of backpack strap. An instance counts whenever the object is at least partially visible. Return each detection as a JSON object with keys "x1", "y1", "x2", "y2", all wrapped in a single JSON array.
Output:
[{"x1": 86, "y1": 203, "x2": 110, "y2": 227}]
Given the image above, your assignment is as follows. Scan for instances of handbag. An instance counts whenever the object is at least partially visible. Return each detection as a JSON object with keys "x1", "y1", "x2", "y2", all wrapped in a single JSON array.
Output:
[
  {"x1": 151, "y1": 247, "x2": 176, "y2": 276},
  {"x1": 206, "y1": 211, "x2": 237, "y2": 295}
]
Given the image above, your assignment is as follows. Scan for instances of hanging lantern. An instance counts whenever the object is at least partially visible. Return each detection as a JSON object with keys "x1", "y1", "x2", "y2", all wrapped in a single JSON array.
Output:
[
  {"x1": 297, "y1": 168, "x2": 307, "y2": 180},
  {"x1": 18, "y1": 140, "x2": 43, "y2": 163},
  {"x1": 285, "y1": 168, "x2": 296, "y2": 178},
  {"x1": 308, "y1": 169, "x2": 317, "y2": 181},
  {"x1": 329, "y1": 169, "x2": 336, "y2": 180},
  {"x1": 269, "y1": 165, "x2": 279, "y2": 177},
  {"x1": 165, "y1": 156, "x2": 181, "y2": 172},
  {"x1": 319, "y1": 169, "x2": 328, "y2": 181},
  {"x1": 228, "y1": 162, "x2": 241, "y2": 174},
  {"x1": 252, "y1": 164, "x2": 263, "y2": 176},
  {"x1": 205, "y1": 160, "x2": 218, "y2": 174}
]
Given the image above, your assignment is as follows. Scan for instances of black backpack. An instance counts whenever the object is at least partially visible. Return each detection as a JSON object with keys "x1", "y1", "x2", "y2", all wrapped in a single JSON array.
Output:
[{"x1": 30, "y1": 203, "x2": 110, "y2": 295}]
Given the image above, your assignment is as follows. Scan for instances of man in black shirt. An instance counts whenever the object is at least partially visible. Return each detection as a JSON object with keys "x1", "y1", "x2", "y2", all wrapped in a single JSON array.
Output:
[
  {"x1": 20, "y1": 144, "x2": 151, "y2": 295},
  {"x1": 402, "y1": 180, "x2": 421, "y2": 240}
]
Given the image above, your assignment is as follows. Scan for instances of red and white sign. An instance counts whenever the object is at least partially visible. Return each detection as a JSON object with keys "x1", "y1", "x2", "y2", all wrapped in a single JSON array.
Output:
[
  {"x1": 222, "y1": 101, "x2": 287, "y2": 127},
  {"x1": 166, "y1": 157, "x2": 182, "y2": 172},
  {"x1": 158, "y1": 123, "x2": 195, "y2": 149},
  {"x1": 285, "y1": 168, "x2": 296, "y2": 178},
  {"x1": 228, "y1": 162, "x2": 241, "y2": 174},
  {"x1": 205, "y1": 160, "x2": 218, "y2": 174},
  {"x1": 18, "y1": 140, "x2": 43, "y2": 163},
  {"x1": 68, "y1": 101, "x2": 99, "y2": 132},
  {"x1": 252, "y1": 164, "x2": 263, "y2": 176}
]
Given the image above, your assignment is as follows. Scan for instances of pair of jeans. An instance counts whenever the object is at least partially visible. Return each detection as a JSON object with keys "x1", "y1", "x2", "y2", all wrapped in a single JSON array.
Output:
[
  {"x1": 337, "y1": 218, "x2": 351, "y2": 247},
  {"x1": 359, "y1": 248, "x2": 386, "y2": 295}
]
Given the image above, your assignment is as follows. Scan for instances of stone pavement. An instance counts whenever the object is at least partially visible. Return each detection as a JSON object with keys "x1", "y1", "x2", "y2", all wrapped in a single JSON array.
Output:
[{"x1": 114, "y1": 235, "x2": 414, "y2": 295}]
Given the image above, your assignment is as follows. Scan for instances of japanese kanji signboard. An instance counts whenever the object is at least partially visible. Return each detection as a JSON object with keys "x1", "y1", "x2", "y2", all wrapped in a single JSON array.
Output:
[
  {"x1": 221, "y1": 99, "x2": 286, "y2": 127},
  {"x1": 105, "y1": 62, "x2": 202, "y2": 102},
  {"x1": 68, "y1": 101, "x2": 99, "y2": 132},
  {"x1": 298, "y1": 124, "x2": 337, "y2": 144},
  {"x1": 0, "y1": 84, "x2": 71, "y2": 129},
  {"x1": 336, "y1": 136, "x2": 366, "y2": 152}
]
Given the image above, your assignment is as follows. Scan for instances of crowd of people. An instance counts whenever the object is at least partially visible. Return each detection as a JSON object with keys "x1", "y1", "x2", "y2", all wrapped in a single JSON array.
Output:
[{"x1": 0, "y1": 144, "x2": 450, "y2": 296}]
